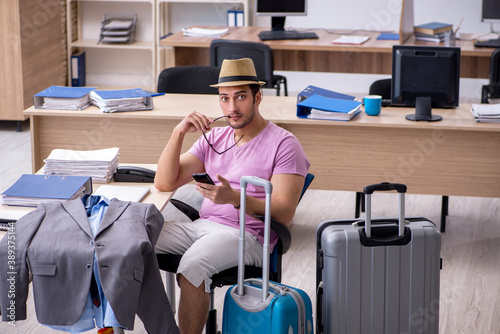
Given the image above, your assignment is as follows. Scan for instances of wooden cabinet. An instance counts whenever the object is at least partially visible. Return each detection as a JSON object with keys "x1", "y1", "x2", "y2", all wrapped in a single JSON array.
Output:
[{"x1": 0, "y1": 0, "x2": 65, "y2": 123}]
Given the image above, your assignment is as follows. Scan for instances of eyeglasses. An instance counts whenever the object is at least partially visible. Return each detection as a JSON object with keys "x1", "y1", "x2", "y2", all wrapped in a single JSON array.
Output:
[{"x1": 202, "y1": 115, "x2": 244, "y2": 155}]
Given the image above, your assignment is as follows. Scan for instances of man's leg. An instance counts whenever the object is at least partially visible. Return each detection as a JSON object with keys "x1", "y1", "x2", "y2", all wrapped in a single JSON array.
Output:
[
  {"x1": 177, "y1": 274, "x2": 209, "y2": 334},
  {"x1": 157, "y1": 220, "x2": 263, "y2": 334}
]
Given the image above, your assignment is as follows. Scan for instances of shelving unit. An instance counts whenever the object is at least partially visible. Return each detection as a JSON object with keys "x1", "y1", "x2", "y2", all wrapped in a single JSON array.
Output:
[
  {"x1": 65, "y1": 0, "x2": 251, "y2": 91},
  {"x1": 156, "y1": 0, "x2": 251, "y2": 73},
  {"x1": 66, "y1": 0, "x2": 157, "y2": 90}
]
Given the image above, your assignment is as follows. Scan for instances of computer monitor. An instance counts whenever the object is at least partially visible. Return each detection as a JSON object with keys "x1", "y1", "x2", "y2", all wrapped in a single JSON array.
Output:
[
  {"x1": 391, "y1": 45, "x2": 460, "y2": 122},
  {"x1": 255, "y1": 0, "x2": 307, "y2": 31},
  {"x1": 482, "y1": 0, "x2": 500, "y2": 33}
]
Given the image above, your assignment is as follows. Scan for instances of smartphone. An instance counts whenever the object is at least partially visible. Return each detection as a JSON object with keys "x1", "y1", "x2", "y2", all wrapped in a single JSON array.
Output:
[{"x1": 192, "y1": 173, "x2": 215, "y2": 185}]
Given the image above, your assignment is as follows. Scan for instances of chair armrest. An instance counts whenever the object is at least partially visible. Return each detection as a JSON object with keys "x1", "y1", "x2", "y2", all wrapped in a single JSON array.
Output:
[
  {"x1": 170, "y1": 199, "x2": 292, "y2": 254},
  {"x1": 169, "y1": 198, "x2": 200, "y2": 221},
  {"x1": 254, "y1": 215, "x2": 292, "y2": 254}
]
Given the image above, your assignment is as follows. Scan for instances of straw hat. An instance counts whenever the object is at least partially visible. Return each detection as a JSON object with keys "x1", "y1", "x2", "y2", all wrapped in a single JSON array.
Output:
[{"x1": 210, "y1": 58, "x2": 266, "y2": 87}]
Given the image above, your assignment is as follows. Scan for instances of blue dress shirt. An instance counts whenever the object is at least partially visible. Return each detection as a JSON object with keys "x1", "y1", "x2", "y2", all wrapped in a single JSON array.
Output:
[{"x1": 45, "y1": 195, "x2": 124, "y2": 333}]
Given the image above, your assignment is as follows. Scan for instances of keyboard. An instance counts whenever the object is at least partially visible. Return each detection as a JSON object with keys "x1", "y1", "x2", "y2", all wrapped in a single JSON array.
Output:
[
  {"x1": 474, "y1": 38, "x2": 500, "y2": 48},
  {"x1": 258, "y1": 30, "x2": 319, "y2": 41}
]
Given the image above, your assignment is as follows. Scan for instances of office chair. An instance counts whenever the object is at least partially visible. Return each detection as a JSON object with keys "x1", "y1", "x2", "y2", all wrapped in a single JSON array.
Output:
[
  {"x1": 354, "y1": 78, "x2": 449, "y2": 232},
  {"x1": 157, "y1": 65, "x2": 220, "y2": 94},
  {"x1": 156, "y1": 173, "x2": 314, "y2": 333},
  {"x1": 481, "y1": 48, "x2": 500, "y2": 103},
  {"x1": 369, "y1": 78, "x2": 392, "y2": 99},
  {"x1": 209, "y1": 39, "x2": 288, "y2": 96}
]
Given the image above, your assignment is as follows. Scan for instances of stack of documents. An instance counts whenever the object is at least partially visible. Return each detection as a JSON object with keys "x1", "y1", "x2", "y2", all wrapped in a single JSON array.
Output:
[
  {"x1": 43, "y1": 148, "x2": 120, "y2": 183},
  {"x1": 332, "y1": 35, "x2": 370, "y2": 45},
  {"x1": 33, "y1": 86, "x2": 96, "y2": 110},
  {"x1": 1, "y1": 175, "x2": 92, "y2": 207},
  {"x1": 297, "y1": 94, "x2": 362, "y2": 121},
  {"x1": 93, "y1": 185, "x2": 150, "y2": 202},
  {"x1": 98, "y1": 14, "x2": 137, "y2": 44},
  {"x1": 90, "y1": 88, "x2": 154, "y2": 113},
  {"x1": 471, "y1": 104, "x2": 500, "y2": 123},
  {"x1": 182, "y1": 27, "x2": 229, "y2": 37}
]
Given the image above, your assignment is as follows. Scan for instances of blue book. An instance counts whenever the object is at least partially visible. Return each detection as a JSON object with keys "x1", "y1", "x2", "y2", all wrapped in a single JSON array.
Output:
[
  {"x1": 32, "y1": 86, "x2": 96, "y2": 110},
  {"x1": 297, "y1": 85, "x2": 355, "y2": 104},
  {"x1": 297, "y1": 94, "x2": 362, "y2": 121},
  {"x1": 414, "y1": 22, "x2": 452, "y2": 35},
  {"x1": 1, "y1": 174, "x2": 92, "y2": 207}
]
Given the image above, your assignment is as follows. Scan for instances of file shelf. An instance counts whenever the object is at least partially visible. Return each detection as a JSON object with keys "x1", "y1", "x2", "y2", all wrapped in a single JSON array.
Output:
[
  {"x1": 156, "y1": 0, "x2": 250, "y2": 72},
  {"x1": 66, "y1": 0, "x2": 157, "y2": 90}
]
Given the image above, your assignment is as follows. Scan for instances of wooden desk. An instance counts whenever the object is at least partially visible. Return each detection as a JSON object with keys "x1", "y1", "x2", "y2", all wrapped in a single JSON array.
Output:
[
  {"x1": 0, "y1": 164, "x2": 174, "y2": 239},
  {"x1": 159, "y1": 26, "x2": 494, "y2": 79},
  {"x1": 25, "y1": 94, "x2": 500, "y2": 198}
]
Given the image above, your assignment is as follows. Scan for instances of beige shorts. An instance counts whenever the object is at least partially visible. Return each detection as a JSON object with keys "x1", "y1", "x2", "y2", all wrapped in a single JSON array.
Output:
[{"x1": 155, "y1": 219, "x2": 263, "y2": 293}]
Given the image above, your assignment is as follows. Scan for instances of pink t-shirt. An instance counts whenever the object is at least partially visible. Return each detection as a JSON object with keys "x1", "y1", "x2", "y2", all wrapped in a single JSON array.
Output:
[{"x1": 188, "y1": 121, "x2": 310, "y2": 248}]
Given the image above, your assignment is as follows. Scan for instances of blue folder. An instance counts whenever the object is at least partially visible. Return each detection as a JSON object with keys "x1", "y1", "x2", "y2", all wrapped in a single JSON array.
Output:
[
  {"x1": 2, "y1": 174, "x2": 92, "y2": 207},
  {"x1": 32, "y1": 86, "x2": 97, "y2": 109},
  {"x1": 297, "y1": 85, "x2": 355, "y2": 104},
  {"x1": 91, "y1": 88, "x2": 151, "y2": 99},
  {"x1": 297, "y1": 94, "x2": 361, "y2": 120},
  {"x1": 376, "y1": 33, "x2": 400, "y2": 40},
  {"x1": 33, "y1": 86, "x2": 96, "y2": 99}
]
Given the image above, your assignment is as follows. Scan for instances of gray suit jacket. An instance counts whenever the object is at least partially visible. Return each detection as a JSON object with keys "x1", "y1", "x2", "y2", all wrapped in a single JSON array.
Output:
[{"x1": 0, "y1": 198, "x2": 179, "y2": 334}]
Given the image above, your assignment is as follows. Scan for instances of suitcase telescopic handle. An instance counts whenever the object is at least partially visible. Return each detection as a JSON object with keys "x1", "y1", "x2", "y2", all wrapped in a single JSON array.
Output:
[
  {"x1": 237, "y1": 176, "x2": 273, "y2": 302},
  {"x1": 363, "y1": 182, "x2": 407, "y2": 194},
  {"x1": 363, "y1": 182, "x2": 406, "y2": 238}
]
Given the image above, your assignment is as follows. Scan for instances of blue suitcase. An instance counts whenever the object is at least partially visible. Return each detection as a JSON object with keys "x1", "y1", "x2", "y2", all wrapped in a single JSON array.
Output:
[{"x1": 222, "y1": 176, "x2": 313, "y2": 334}]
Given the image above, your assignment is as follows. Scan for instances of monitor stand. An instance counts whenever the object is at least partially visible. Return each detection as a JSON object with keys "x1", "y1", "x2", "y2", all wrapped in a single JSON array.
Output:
[
  {"x1": 405, "y1": 96, "x2": 442, "y2": 122},
  {"x1": 271, "y1": 16, "x2": 286, "y2": 31}
]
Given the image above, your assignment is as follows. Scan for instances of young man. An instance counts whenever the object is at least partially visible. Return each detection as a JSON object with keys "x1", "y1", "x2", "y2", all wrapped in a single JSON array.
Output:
[{"x1": 154, "y1": 58, "x2": 310, "y2": 334}]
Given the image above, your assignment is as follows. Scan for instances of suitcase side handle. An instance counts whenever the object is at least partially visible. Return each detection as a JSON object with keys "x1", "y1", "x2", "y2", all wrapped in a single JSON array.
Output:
[{"x1": 238, "y1": 176, "x2": 273, "y2": 302}]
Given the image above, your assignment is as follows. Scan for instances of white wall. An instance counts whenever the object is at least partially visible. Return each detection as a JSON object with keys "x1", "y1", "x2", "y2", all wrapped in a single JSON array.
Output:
[
  {"x1": 251, "y1": 0, "x2": 496, "y2": 101},
  {"x1": 88, "y1": 0, "x2": 499, "y2": 101}
]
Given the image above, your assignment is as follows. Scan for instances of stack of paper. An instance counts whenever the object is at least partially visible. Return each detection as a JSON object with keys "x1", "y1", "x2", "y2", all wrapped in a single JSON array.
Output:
[
  {"x1": 471, "y1": 104, "x2": 500, "y2": 123},
  {"x1": 33, "y1": 86, "x2": 96, "y2": 110},
  {"x1": 93, "y1": 185, "x2": 150, "y2": 202},
  {"x1": 43, "y1": 148, "x2": 120, "y2": 183},
  {"x1": 98, "y1": 14, "x2": 137, "y2": 44},
  {"x1": 90, "y1": 88, "x2": 154, "y2": 113},
  {"x1": 297, "y1": 94, "x2": 362, "y2": 121},
  {"x1": 182, "y1": 27, "x2": 229, "y2": 37},
  {"x1": 1, "y1": 175, "x2": 92, "y2": 207},
  {"x1": 332, "y1": 35, "x2": 370, "y2": 45}
]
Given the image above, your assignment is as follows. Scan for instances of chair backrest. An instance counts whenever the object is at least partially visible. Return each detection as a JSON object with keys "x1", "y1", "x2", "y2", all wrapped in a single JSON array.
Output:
[
  {"x1": 209, "y1": 39, "x2": 274, "y2": 89},
  {"x1": 490, "y1": 48, "x2": 500, "y2": 85},
  {"x1": 369, "y1": 78, "x2": 392, "y2": 99},
  {"x1": 300, "y1": 173, "x2": 315, "y2": 202},
  {"x1": 157, "y1": 65, "x2": 220, "y2": 94}
]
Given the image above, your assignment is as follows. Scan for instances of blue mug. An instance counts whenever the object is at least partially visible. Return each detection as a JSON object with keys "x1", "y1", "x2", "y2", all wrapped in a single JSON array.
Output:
[{"x1": 364, "y1": 95, "x2": 382, "y2": 116}]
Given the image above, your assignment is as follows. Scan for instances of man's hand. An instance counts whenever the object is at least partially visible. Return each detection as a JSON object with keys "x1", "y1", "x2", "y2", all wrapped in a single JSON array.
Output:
[
  {"x1": 176, "y1": 111, "x2": 211, "y2": 135},
  {"x1": 195, "y1": 174, "x2": 240, "y2": 207}
]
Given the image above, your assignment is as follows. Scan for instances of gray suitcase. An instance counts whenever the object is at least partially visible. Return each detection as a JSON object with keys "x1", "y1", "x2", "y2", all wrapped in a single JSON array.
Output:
[{"x1": 316, "y1": 182, "x2": 441, "y2": 334}]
